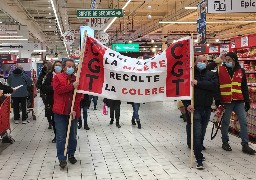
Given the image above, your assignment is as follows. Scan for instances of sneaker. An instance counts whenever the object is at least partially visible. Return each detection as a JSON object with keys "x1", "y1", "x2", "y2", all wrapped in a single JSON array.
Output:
[
  {"x1": 52, "y1": 137, "x2": 56, "y2": 143},
  {"x1": 202, "y1": 157, "x2": 206, "y2": 161},
  {"x1": 59, "y1": 160, "x2": 67, "y2": 169},
  {"x1": 131, "y1": 118, "x2": 136, "y2": 125},
  {"x1": 110, "y1": 119, "x2": 114, "y2": 125},
  {"x1": 14, "y1": 120, "x2": 19, "y2": 124},
  {"x1": 22, "y1": 121, "x2": 27, "y2": 124},
  {"x1": 94, "y1": 107, "x2": 97, "y2": 110},
  {"x1": 68, "y1": 155, "x2": 77, "y2": 164},
  {"x1": 242, "y1": 144, "x2": 256, "y2": 155},
  {"x1": 222, "y1": 142, "x2": 232, "y2": 151},
  {"x1": 196, "y1": 162, "x2": 204, "y2": 170},
  {"x1": 84, "y1": 125, "x2": 90, "y2": 130}
]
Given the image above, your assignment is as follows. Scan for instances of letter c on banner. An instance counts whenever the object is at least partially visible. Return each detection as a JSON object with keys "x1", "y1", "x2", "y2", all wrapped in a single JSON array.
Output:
[
  {"x1": 171, "y1": 44, "x2": 183, "y2": 59},
  {"x1": 122, "y1": 88, "x2": 128, "y2": 94},
  {"x1": 88, "y1": 58, "x2": 100, "y2": 73},
  {"x1": 91, "y1": 42, "x2": 99, "y2": 56}
]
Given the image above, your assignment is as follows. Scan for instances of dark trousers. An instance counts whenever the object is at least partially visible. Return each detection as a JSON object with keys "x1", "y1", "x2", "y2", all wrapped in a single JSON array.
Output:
[
  {"x1": 47, "y1": 115, "x2": 56, "y2": 137},
  {"x1": 109, "y1": 100, "x2": 120, "y2": 120},
  {"x1": 12, "y1": 97, "x2": 27, "y2": 121}
]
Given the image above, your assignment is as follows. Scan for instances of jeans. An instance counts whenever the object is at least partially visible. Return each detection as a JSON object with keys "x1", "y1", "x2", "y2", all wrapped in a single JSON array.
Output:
[
  {"x1": 12, "y1": 97, "x2": 27, "y2": 121},
  {"x1": 132, "y1": 103, "x2": 140, "y2": 120},
  {"x1": 90, "y1": 95, "x2": 98, "y2": 108},
  {"x1": 187, "y1": 107, "x2": 211, "y2": 162},
  {"x1": 221, "y1": 102, "x2": 248, "y2": 145},
  {"x1": 54, "y1": 114, "x2": 77, "y2": 161}
]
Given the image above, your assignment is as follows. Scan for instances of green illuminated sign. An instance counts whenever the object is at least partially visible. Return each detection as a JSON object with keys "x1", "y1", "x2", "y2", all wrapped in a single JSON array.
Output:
[{"x1": 112, "y1": 43, "x2": 140, "y2": 52}]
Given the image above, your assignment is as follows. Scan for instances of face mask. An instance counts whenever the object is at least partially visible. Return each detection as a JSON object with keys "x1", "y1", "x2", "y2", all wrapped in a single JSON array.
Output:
[
  {"x1": 225, "y1": 62, "x2": 233, "y2": 68},
  {"x1": 196, "y1": 62, "x2": 206, "y2": 71},
  {"x1": 66, "y1": 67, "x2": 74, "y2": 75},
  {"x1": 54, "y1": 66, "x2": 62, "y2": 73}
]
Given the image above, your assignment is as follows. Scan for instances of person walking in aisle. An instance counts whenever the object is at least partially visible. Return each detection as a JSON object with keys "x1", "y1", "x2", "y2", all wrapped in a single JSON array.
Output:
[
  {"x1": 215, "y1": 52, "x2": 256, "y2": 155},
  {"x1": 90, "y1": 95, "x2": 98, "y2": 110},
  {"x1": 182, "y1": 55, "x2": 218, "y2": 170},
  {"x1": 78, "y1": 94, "x2": 91, "y2": 130},
  {"x1": 128, "y1": 102, "x2": 141, "y2": 129},
  {"x1": 104, "y1": 99, "x2": 121, "y2": 128},
  {"x1": 41, "y1": 61, "x2": 62, "y2": 143},
  {"x1": 8, "y1": 65, "x2": 32, "y2": 124},
  {"x1": 52, "y1": 59, "x2": 82, "y2": 169}
]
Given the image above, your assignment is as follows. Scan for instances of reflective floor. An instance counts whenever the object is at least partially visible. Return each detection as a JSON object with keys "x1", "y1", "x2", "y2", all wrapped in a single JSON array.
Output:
[{"x1": 0, "y1": 97, "x2": 256, "y2": 180}]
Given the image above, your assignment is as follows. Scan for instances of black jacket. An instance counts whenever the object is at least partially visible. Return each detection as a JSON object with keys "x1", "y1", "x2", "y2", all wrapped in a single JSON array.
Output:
[
  {"x1": 80, "y1": 94, "x2": 91, "y2": 108},
  {"x1": 0, "y1": 82, "x2": 13, "y2": 94},
  {"x1": 216, "y1": 64, "x2": 250, "y2": 103},
  {"x1": 36, "y1": 70, "x2": 47, "y2": 90},
  {"x1": 41, "y1": 72, "x2": 54, "y2": 105},
  {"x1": 182, "y1": 66, "x2": 218, "y2": 108}
]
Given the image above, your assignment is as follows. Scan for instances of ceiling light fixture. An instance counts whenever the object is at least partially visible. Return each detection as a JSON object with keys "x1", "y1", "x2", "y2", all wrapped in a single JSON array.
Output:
[
  {"x1": 33, "y1": 50, "x2": 47, "y2": 52},
  {"x1": 0, "y1": 36, "x2": 23, "y2": 38},
  {"x1": 49, "y1": 0, "x2": 68, "y2": 55},
  {"x1": 0, "y1": 22, "x2": 2, "y2": 24},
  {"x1": 184, "y1": 7, "x2": 197, "y2": 10},
  {"x1": 216, "y1": 39, "x2": 220, "y2": 42},
  {"x1": 104, "y1": 0, "x2": 132, "y2": 32},
  {"x1": 0, "y1": 39, "x2": 28, "y2": 41},
  {"x1": 151, "y1": 40, "x2": 154, "y2": 43},
  {"x1": 159, "y1": 20, "x2": 256, "y2": 24}
]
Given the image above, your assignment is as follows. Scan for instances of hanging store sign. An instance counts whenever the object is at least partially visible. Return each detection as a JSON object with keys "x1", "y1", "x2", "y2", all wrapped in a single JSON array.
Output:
[
  {"x1": 63, "y1": 31, "x2": 75, "y2": 46},
  {"x1": 197, "y1": 0, "x2": 207, "y2": 44},
  {"x1": 241, "y1": 36, "x2": 249, "y2": 47},
  {"x1": 17, "y1": 58, "x2": 30, "y2": 63},
  {"x1": 86, "y1": 18, "x2": 110, "y2": 30},
  {"x1": 0, "y1": 54, "x2": 17, "y2": 64},
  {"x1": 0, "y1": 43, "x2": 41, "y2": 51},
  {"x1": 112, "y1": 43, "x2": 140, "y2": 52},
  {"x1": 77, "y1": 9, "x2": 123, "y2": 18},
  {"x1": 208, "y1": 0, "x2": 256, "y2": 13},
  {"x1": 220, "y1": 44, "x2": 230, "y2": 53}
]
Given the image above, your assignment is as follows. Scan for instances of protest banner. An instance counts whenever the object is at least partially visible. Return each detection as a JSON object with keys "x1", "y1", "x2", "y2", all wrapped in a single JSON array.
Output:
[{"x1": 77, "y1": 36, "x2": 193, "y2": 103}]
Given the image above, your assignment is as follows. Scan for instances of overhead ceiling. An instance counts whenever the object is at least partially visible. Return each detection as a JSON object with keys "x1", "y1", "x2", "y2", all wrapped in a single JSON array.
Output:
[{"x1": 0, "y1": 0, "x2": 256, "y2": 56}]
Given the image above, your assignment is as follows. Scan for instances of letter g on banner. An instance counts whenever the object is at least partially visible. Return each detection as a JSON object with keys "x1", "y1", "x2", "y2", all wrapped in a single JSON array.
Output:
[{"x1": 166, "y1": 39, "x2": 191, "y2": 97}]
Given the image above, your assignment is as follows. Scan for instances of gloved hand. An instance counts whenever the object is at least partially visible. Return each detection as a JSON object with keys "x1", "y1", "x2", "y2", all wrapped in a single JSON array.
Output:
[
  {"x1": 245, "y1": 102, "x2": 250, "y2": 112},
  {"x1": 215, "y1": 100, "x2": 221, "y2": 107}
]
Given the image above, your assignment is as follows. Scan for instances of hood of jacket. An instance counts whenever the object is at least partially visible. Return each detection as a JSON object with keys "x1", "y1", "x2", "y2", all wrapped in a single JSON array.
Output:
[{"x1": 12, "y1": 68, "x2": 23, "y2": 76}]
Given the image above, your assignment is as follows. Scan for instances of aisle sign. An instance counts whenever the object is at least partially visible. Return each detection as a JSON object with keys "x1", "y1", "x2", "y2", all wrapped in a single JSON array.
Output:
[
  {"x1": 220, "y1": 44, "x2": 230, "y2": 53},
  {"x1": 87, "y1": 18, "x2": 110, "y2": 30},
  {"x1": 241, "y1": 36, "x2": 249, "y2": 47},
  {"x1": 208, "y1": 0, "x2": 256, "y2": 13},
  {"x1": 112, "y1": 43, "x2": 140, "y2": 52},
  {"x1": 77, "y1": 9, "x2": 123, "y2": 18}
]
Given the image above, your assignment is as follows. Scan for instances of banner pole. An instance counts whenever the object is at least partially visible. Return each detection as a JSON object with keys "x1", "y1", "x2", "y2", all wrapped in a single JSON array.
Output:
[
  {"x1": 64, "y1": 31, "x2": 88, "y2": 157},
  {"x1": 190, "y1": 34, "x2": 195, "y2": 168}
]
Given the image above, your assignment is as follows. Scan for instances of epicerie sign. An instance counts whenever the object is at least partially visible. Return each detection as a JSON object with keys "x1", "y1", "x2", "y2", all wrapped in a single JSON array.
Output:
[{"x1": 208, "y1": 0, "x2": 256, "y2": 13}]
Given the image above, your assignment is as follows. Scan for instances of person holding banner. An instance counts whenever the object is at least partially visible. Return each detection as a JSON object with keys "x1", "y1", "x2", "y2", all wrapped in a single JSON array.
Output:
[
  {"x1": 52, "y1": 59, "x2": 82, "y2": 169},
  {"x1": 215, "y1": 52, "x2": 256, "y2": 155},
  {"x1": 108, "y1": 99, "x2": 121, "y2": 128},
  {"x1": 182, "y1": 55, "x2": 218, "y2": 170},
  {"x1": 128, "y1": 102, "x2": 141, "y2": 129},
  {"x1": 78, "y1": 94, "x2": 91, "y2": 130}
]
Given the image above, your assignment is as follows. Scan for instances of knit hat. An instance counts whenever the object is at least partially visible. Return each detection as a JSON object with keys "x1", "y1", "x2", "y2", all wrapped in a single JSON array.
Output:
[{"x1": 225, "y1": 52, "x2": 238, "y2": 62}]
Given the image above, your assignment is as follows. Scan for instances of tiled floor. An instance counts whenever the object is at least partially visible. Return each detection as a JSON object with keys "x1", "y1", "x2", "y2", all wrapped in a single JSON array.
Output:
[{"x1": 0, "y1": 97, "x2": 256, "y2": 180}]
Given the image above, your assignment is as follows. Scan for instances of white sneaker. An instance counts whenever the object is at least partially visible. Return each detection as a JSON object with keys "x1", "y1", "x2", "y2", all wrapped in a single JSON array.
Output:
[
  {"x1": 14, "y1": 120, "x2": 19, "y2": 124},
  {"x1": 22, "y1": 121, "x2": 27, "y2": 124}
]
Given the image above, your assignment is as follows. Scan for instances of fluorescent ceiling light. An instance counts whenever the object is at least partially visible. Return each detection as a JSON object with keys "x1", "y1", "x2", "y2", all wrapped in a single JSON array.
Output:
[
  {"x1": 0, "y1": 22, "x2": 2, "y2": 24},
  {"x1": 0, "y1": 36, "x2": 23, "y2": 38},
  {"x1": 185, "y1": 7, "x2": 197, "y2": 10},
  {"x1": 0, "y1": 39, "x2": 28, "y2": 41},
  {"x1": 33, "y1": 50, "x2": 47, "y2": 52},
  {"x1": 104, "y1": 0, "x2": 132, "y2": 32},
  {"x1": 0, "y1": 50, "x2": 19, "y2": 52},
  {"x1": 159, "y1": 20, "x2": 256, "y2": 24}
]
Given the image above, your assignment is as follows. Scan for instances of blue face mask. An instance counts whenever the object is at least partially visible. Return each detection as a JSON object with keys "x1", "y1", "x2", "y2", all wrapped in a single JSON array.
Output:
[
  {"x1": 66, "y1": 67, "x2": 74, "y2": 75},
  {"x1": 54, "y1": 66, "x2": 62, "y2": 73},
  {"x1": 225, "y1": 62, "x2": 233, "y2": 68},
  {"x1": 196, "y1": 62, "x2": 206, "y2": 71}
]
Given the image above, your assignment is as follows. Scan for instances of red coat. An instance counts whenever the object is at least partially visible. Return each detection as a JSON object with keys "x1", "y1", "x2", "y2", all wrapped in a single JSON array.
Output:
[{"x1": 52, "y1": 72, "x2": 82, "y2": 119}]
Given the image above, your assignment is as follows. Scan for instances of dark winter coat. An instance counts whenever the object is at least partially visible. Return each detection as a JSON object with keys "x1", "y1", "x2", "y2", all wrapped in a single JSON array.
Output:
[
  {"x1": 7, "y1": 68, "x2": 32, "y2": 98},
  {"x1": 41, "y1": 72, "x2": 54, "y2": 106},
  {"x1": 182, "y1": 66, "x2": 218, "y2": 108}
]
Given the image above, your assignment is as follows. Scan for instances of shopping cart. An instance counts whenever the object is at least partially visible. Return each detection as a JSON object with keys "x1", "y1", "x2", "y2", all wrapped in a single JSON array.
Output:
[{"x1": 0, "y1": 96, "x2": 15, "y2": 144}]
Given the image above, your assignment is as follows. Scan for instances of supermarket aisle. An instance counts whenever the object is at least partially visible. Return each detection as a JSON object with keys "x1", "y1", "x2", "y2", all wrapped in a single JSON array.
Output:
[{"x1": 0, "y1": 97, "x2": 256, "y2": 180}]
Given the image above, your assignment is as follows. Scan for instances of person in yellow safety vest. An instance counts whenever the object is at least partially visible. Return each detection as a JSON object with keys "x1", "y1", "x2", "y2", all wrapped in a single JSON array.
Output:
[{"x1": 215, "y1": 52, "x2": 256, "y2": 155}]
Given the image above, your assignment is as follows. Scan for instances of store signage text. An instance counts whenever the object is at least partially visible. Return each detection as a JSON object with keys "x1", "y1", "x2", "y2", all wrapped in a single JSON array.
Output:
[
  {"x1": 208, "y1": 0, "x2": 256, "y2": 13},
  {"x1": 77, "y1": 9, "x2": 123, "y2": 18}
]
